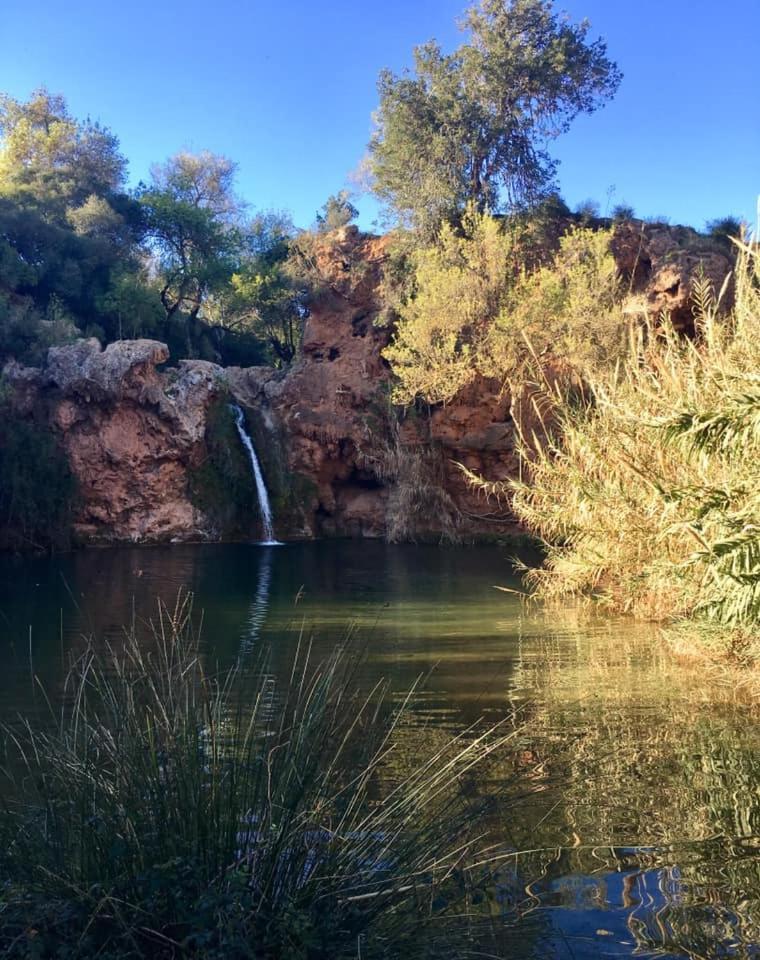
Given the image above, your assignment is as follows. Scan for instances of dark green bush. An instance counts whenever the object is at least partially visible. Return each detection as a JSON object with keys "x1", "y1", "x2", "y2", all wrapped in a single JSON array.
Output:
[{"x1": 0, "y1": 405, "x2": 76, "y2": 550}]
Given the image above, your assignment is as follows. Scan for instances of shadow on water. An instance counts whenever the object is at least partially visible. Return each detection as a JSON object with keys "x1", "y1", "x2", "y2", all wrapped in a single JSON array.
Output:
[{"x1": 0, "y1": 540, "x2": 758, "y2": 958}]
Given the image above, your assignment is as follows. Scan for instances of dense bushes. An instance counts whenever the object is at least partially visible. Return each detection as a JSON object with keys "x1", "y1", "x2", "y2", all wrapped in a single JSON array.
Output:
[
  {"x1": 0, "y1": 91, "x2": 305, "y2": 369},
  {"x1": 384, "y1": 209, "x2": 627, "y2": 404},
  {"x1": 507, "y1": 242, "x2": 759, "y2": 660},
  {"x1": 0, "y1": 404, "x2": 76, "y2": 550}
]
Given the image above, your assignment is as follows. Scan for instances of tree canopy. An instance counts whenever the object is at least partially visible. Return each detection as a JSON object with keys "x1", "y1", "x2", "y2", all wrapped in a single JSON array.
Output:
[
  {"x1": 0, "y1": 95, "x2": 305, "y2": 367},
  {"x1": 138, "y1": 152, "x2": 244, "y2": 325},
  {"x1": 368, "y1": 0, "x2": 621, "y2": 233},
  {"x1": 0, "y1": 89, "x2": 147, "y2": 357},
  {"x1": 0, "y1": 88, "x2": 127, "y2": 219}
]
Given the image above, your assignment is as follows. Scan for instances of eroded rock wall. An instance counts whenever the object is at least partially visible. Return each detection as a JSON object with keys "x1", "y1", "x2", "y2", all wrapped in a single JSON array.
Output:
[
  {"x1": 1, "y1": 222, "x2": 735, "y2": 547},
  {"x1": 5, "y1": 339, "x2": 226, "y2": 543}
]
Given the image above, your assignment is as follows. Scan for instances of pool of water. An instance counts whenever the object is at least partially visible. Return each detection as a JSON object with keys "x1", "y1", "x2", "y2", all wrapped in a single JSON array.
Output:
[{"x1": 1, "y1": 541, "x2": 758, "y2": 958}]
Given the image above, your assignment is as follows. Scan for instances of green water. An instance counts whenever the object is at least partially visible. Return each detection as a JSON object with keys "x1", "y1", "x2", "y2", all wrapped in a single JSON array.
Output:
[{"x1": 1, "y1": 541, "x2": 758, "y2": 958}]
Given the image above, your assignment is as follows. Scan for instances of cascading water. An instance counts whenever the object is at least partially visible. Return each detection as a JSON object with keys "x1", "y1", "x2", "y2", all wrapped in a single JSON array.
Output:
[{"x1": 230, "y1": 404, "x2": 281, "y2": 545}]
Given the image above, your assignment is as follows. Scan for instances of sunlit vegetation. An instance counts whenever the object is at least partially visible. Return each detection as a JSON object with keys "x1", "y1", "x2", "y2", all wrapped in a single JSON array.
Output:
[
  {"x1": 500, "y1": 242, "x2": 760, "y2": 661},
  {"x1": 368, "y1": 0, "x2": 620, "y2": 234},
  {"x1": 384, "y1": 209, "x2": 627, "y2": 404}
]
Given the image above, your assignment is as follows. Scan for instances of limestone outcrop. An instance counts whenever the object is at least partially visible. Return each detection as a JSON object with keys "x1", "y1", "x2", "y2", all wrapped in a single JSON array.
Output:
[
  {"x1": 225, "y1": 228, "x2": 520, "y2": 540},
  {"x1": 611, "y1": 222, "x2": 733, "y2": 329},
  {"x1": 4, "y1": 339, "x2": 226, "y2": 543}
]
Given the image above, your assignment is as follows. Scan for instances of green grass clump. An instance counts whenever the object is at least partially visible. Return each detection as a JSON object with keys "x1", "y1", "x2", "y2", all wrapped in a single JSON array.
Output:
[{"x1": 0, "y1": 598, "x2": 516, "y2": 958}]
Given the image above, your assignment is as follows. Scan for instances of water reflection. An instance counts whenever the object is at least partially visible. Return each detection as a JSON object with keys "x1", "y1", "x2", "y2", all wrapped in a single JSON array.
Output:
[
  {"x1": 0, "y1": 542, "x2": 758, "y2": 958},
  {"x1": 239, "y1": 546, "x2": 273, "y2": 660}
]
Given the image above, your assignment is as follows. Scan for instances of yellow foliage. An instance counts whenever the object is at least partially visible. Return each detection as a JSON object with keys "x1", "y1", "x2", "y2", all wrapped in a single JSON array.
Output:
[
  {"x1": 485, "y1": 227, "x2": 626, "y2": 379},
  {"x1": 509, "y1": 241, "x2": 759, "y2": 657},
  {"x1": 383, "y1": 208, "x2": 519, "y2": 403},
  {"x1": 383, "y1": 211, "x2": 626, "y2": 404}
]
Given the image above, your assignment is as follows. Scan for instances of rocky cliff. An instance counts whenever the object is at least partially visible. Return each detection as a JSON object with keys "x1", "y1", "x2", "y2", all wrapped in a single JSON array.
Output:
[
  {"x1": 4, "y1": 339, "x2": 226, "y2": 543},
  {"x1": 1, "y1": 222, "x2": 734, "y2": 547}
]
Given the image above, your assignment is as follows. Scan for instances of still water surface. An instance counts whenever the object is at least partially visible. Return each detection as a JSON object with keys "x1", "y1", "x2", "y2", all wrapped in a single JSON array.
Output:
[{"x1": 0, "y1": 541, "x2": 758, "y2": 958}]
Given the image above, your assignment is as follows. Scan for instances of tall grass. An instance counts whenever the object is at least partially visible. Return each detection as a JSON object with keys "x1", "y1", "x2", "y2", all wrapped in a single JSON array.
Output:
[
  {"x1": 506, "y1": 240, "x2": 759, "y2": 662},
  {"x1": 0, "y1": 597, "x2": 519, "y2": 958}
]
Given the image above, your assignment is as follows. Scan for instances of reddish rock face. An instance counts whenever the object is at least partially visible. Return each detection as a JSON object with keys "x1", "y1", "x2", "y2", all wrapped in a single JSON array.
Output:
[
  {"x1": 226, "y1": 223, "x2": 733, "y2": 543},
  {"x1": 6, "y1": 339, "x2": 225, "y2": 544},
  {"x1": 611, "y1": 221, "x2": 733, "y2": 330},
  {"x1": 2, "y1": 223, "x2": 736, "y2": 547},
  {"x1": 228, "y1": 229, "x2": 521, "y2": 541}
]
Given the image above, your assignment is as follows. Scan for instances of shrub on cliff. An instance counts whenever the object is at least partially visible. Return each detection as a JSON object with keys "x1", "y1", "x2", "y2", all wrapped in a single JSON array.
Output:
[
  {"x1": 384, "y1": 209, "x2": 626, "y2": 404},
  {"x1": 315, "y1": 190, "x2": 359, "y2": 233},
  {"x1": 0, "y1": 599, "x2": 517, "y2": 958},
  {"x1": 384, "y1": 209, "x2": 520, "y2": 403}
]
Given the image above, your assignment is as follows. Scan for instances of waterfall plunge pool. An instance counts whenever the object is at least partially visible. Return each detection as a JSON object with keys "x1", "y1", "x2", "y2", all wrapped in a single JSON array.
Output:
[{"x1": 0, "y1": 540, "x2": 758, "y2": 959}]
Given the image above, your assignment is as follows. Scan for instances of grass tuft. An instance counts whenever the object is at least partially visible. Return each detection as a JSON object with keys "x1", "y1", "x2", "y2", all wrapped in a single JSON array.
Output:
[{"x1": 0, "y1": 595, "x2": 519, "y2": 958}]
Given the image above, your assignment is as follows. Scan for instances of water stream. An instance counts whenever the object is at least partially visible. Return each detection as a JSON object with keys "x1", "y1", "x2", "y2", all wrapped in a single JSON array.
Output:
[{"x1": 230, "y1": 403, "x2": 281, "y2": 545}]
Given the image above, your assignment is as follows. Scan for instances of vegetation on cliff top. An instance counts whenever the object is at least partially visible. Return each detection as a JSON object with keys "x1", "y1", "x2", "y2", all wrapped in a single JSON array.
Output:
[
  {"x1": 0, "y1": 91, "x2": 309, "y2": 368},
  {"x1": 384, "y1": 208, "x2": 626, "y2": 404}
]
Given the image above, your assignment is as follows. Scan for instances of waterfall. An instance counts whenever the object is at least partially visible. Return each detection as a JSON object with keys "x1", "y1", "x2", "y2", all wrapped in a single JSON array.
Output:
[{"x1": 230, "y1": 404, "x2": 281, "y2": 545}]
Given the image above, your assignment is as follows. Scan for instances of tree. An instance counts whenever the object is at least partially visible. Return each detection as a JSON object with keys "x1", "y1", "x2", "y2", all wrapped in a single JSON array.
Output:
[
  {"x1": 211, "y1": 212, "x2": 306, "y2": 364},
  {"x1": 315, "y1": 191, "x2": 358, "y2": 232},
  {"x1": 368, "y1": 0, "x2": 621, "y2": 233},
  {"x1": 0, "y1": 90, "x2": 149, "y2": 355},
  {"x1": 138, "y1": 152, "x2": 244, "y2": 329},
  {"x1": 0, "y1": 88, "x2": 127, "y2": 219}
]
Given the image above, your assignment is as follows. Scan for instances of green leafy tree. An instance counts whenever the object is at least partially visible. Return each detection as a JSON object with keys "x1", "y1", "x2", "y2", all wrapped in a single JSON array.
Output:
[
  {"x1": 0, "y1": 90, "x2": 149, "y2": 356},
  {"x1": 211, "y1": 212, "x2": 306, "y2": 364},
  {"x1": 368, "y1": 0, "x2": 621, "y2": 233},
  {"x1": 0, "y1": 88, "x2": 127, "y2": 219},
  {"x1": 315, "y1": 190, "x2": 358, "y2": 232},
  {"x1": 138, "y1": 152, "x2": 244, "y2": 330}
]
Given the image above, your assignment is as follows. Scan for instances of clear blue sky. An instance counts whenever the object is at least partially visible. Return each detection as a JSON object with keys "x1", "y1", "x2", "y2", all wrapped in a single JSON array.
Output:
[{"x1": 1, "y1": 0, "x2": 758, "y2": 231}]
